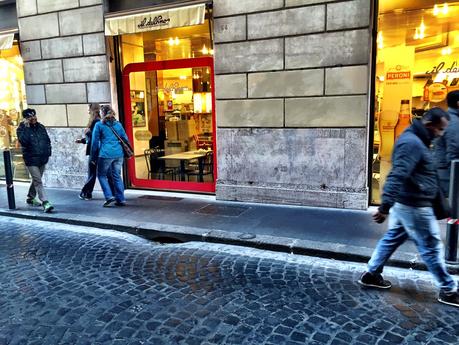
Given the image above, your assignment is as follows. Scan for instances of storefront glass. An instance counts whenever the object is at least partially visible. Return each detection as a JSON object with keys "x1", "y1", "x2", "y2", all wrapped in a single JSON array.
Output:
[
  {"x1": 0, "y1": 39, "x2": 29, "y2": 181},
  {"x1": 118, "y1": 14, "x2": 215, "y2": 192},
  {"x1": 372, "y1": 0, "x2": 458, "y2": 203}
]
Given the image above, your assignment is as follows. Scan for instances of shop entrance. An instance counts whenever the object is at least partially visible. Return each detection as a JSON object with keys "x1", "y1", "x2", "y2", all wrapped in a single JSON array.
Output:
[{"x1": 122, "y1": 57, "x2": 216, "y2": 193}]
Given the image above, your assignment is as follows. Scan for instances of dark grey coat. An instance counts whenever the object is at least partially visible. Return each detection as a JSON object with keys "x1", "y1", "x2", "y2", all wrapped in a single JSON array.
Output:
[
  {"x1": 379, "y1": 120, "x2": 438, "y2": 214},
  {"x1": 433, "y1": 108, "x2": 459, "y2": 196}
]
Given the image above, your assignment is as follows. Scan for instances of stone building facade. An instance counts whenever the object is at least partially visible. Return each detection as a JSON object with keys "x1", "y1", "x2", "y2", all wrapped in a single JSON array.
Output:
[
  {"x1": 9, "y1": 0, "x2": 373, "y2": 210},
  {"x1": 213, "y1": 0, "x2": 371, "y2": 209}
]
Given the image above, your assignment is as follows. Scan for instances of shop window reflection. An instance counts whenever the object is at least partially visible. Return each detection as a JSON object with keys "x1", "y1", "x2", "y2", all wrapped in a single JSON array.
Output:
[
  {"x1": 0, "y1": 42, "x2": 29, "y2": 182},
  {"x1": 372, "y1": 1, "x2": 459, "y2": 204}
]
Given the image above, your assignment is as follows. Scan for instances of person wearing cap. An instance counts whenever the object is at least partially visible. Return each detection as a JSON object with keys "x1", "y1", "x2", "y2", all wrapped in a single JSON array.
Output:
[
  {"x1": 16, "y1": 108, "x2": 54, "y2": 213},
  {"x1": 90, "y1": 105, "x2": 129, "y2": 207}
]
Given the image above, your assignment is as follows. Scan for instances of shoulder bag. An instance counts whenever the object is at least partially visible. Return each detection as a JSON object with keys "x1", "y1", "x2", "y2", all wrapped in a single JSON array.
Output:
[
  {"x1": 433, "y1": 174, "x2": 451, "y2": 220},
  {"x1": 108, "y1": 124, "x2": 134, "y2": 159}
]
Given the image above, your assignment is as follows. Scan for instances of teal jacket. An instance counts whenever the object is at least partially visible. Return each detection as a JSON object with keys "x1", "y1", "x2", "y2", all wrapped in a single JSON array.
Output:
[{"x1": 90, "y1": 120, "x2": 129, "y2": 160}]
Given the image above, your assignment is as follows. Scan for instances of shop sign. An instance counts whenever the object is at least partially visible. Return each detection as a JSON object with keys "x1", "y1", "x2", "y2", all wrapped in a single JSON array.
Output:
[
  {"x1": 426, "y1": 61, "x2": 459, "y2": 74},
  {"x1": 105, "y1": 4, "x2": 205, "y2": 36},
  {"x1": 134, "y1": 130, "x2": 152, "y2": 141},
  {"x1": 386, "y1": 71, "x2": 411, "y2": 80}
]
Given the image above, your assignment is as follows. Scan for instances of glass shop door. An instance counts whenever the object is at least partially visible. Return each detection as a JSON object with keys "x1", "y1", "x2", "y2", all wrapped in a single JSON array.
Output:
[{"x1": 122, "y1": 57, "x2": 216, "y2": 193}]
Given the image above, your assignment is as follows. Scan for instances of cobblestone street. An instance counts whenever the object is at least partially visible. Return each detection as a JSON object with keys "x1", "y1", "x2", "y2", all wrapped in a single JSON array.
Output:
[{"x1": 0, "y1": 218, "x2": 459, "y2": 344}]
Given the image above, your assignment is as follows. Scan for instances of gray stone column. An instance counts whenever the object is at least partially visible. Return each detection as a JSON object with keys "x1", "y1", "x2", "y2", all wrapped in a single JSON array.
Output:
[
  {"x1": 213, "y1": 0, "x2": 371, "y2": 209},
  {"x1": 17, "y1": 0, "x2": 110, "y2": 189}
]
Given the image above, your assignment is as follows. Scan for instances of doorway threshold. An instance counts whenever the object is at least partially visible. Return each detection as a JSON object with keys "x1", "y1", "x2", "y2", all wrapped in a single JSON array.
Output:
[{"x1": 125, "y1": 188, "x2": 216, "y2": 202}]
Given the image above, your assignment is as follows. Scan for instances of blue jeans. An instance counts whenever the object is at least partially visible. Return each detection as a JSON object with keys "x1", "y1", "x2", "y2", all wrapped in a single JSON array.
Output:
[
  {"x1": 368, "y1": 202, "x2": 456, "y2": 293},
  {"x1": 97, "y1": 157, "x2": 125, "y2": 203}
]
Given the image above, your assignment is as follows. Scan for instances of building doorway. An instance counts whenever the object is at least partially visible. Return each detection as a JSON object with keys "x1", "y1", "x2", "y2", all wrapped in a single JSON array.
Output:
[
  {"x1": 123, "y1": 57, "x2": 216, "y2": 192},
  {"x1": 106, "y1": 3, "x2": 215, "y2": 193}
]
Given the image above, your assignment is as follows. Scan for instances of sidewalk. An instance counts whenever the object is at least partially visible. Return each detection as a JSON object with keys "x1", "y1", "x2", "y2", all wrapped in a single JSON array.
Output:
[{"x1": 0, "y1": 183, "x2": 440, "y2": 270}]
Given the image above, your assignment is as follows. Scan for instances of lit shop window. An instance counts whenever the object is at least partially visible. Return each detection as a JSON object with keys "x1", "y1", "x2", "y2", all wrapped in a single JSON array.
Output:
[
  {"x1": 372, "y1": 1, "x2": 458, "y2": 204},
  {"x1": 0, "y1": 40, "x2": 29, "y2": 181}
]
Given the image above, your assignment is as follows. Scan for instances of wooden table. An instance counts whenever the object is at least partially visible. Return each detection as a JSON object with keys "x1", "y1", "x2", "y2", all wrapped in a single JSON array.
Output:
[{"x1": 158, "y1": 150, "x2": 210, "y2": 182}]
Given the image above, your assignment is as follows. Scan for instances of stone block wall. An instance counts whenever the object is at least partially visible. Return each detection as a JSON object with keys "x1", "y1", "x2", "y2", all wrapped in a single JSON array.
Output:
[
  {"x1": 213, "y1": 0, "x2": 372, "y2": 209},
  {"x1": 17, "y1": 0, "x2": 110, "y2": 188}
]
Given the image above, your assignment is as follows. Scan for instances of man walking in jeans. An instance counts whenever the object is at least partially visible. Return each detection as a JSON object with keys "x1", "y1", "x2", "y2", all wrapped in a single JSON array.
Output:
[
  {"x1": 358, "y1": 107, "x2": 459, "y2": 307},
  {"x1": 17, "y1": 108, "x2": 54, "y2": 213}
]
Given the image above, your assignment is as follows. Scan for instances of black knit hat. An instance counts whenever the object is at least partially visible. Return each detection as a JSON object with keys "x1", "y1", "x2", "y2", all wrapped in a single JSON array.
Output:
[{"x1": 22, "y1": 108, "x2": 36, "y2": 118}]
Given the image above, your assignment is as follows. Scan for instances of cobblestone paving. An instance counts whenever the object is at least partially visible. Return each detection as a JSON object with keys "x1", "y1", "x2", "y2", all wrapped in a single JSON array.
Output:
[{"x1": 0, "y1": 218, "x2": 458, "y2": 345}]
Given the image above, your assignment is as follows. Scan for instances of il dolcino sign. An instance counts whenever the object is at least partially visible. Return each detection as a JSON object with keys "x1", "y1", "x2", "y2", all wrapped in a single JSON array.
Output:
[{"x1": 105, "y1": 4, "x2": 205, "y2": 35}]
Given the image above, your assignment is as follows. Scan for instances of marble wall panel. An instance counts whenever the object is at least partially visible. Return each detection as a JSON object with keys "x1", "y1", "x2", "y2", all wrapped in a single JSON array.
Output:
[
  {"x1": 45, "y1": 128, "x2": 89, "y2": 189},
  {"x1": 248, "y1": 69, "x2": 323, "y2": 98},
  {"x1": 28, "y1": 104, "x2": 67, "y2": 127},
  {"x1": 327, "y1": 0, "x2": 371, "y2": 31},
  {"x1": 248, "y1": 6, "x2": 325, "y2": 39},
  {"x1": 214, "y1": 0, "x2": 283, "y2": 17},
  {"x1": 20, "y1": 41, "x2": 41, "y2": 61},
  {"x1": 63, "y1": 56, "x2": 109, "y2": 82},
  {"x1": 59, "y1": 6, "x2": 104, "y2": 36},
  {"x1": 25, "y1": 85, "x2": 46, "y2": 104},
  {"x1": 24, "y1": 60, "x2": 63, "y2": 84},
  {"x1": 18, "y1": 13, "x2": 59, "y2": 41},
  {"x1": 17, "y1": 0, "x2": 37, "y2": 17},
  {"x1": 41, "y1": 36, "x2": 83, "y2": 59},
  {"x1": 215, "y1": 74, "x2": 247, "y2": 99},
  {"x1": 45, "y1": 83, "x2": 87, "y2": 104},
  {"x1": 286, "y1": 0, "x2": 335, "y2": 6},
  {"x1": 215, "y1": 39, "x2": 283, "y2": 74},
  {"x1": 37, "y1": 0, "x2": 79, "y2": 13},
  {"x1": 214, "y1": 16, "x2": 246, "y2": 43},
  {"x1": 216, "y1": 99, "x2": 283, "y2": 127},
  {"x1": 325, "y1": 65, "x2": 368, "y2": 95},
  {"x1": 285, "y1": 29, "x2": 370, "y2": 69},
  {"x1": 216, "y1": 128, "x2": 346, "y2": 187},
  {"x1": 83, "y1": 33, "x2": 106, "y2": 55},
  {"x1": 285, "y1": 95, "x2": 367, "y2": 127}
]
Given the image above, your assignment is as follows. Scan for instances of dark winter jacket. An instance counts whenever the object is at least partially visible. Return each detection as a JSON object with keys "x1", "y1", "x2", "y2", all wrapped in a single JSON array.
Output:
[
  {"x1": 379, "y1": 119, "x2": 438, "y2": 214},
  {"x1": 433, "y1": 107, "x2": 459, "y2": 196},
  {"x1": 16, "y1": 121, "x2": 52, "y2": 166},
  {"x1": 81, "y1": 118, "x2": 100, "y2": 156}
]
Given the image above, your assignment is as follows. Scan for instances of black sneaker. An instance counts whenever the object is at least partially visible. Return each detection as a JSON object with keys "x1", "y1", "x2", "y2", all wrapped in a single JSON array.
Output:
[
  {"x1": 438, "y1": 291, "x2": 459, "y2": 307},
  {"x1": 114, "y1": 201, "x2": 126, "y2": 206},
  {"x1": 103, "y1": 197, "x2": 115, "y2": 207},
  {"x1": 358, "y1": 272, "x2": 392, "y2": 289},
  {"x1": 26, "y1": 197, "x2": 41, "y2": 206}
]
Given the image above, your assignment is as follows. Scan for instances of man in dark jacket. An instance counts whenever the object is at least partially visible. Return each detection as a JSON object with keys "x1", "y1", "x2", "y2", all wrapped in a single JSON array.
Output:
[
  {"x1": 17, "y1": 108, "x2": 54, "y2": 213},
  {"x1": 358, "y1": 108, "x2": 459, "y2": 307},
  {"x1": 434, "y1": 90, "x2": 459, "y2": 196}
]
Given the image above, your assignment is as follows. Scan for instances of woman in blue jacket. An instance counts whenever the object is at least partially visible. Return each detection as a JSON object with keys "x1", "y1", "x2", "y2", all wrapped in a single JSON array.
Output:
[{"x1": 90, "y1": 105, "x2": 130, "y2": 207}]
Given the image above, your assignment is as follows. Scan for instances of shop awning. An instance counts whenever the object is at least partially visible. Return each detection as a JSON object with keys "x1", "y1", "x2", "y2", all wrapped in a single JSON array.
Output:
[
  {"x1": 105, "y1": 3, "x2": 206, "y2": 36},
  {"x1": 0, "y1": 33, "x2": 14, "y2": 50}
]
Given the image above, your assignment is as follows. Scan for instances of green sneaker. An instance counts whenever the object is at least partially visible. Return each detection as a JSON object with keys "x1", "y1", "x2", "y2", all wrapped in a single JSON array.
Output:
[
  {"x1": 42, "y1": 201, "x2": 54, "y2": 213},
  {"x1": 26, "y1": 197, "x2": 42, "y2": 207}
]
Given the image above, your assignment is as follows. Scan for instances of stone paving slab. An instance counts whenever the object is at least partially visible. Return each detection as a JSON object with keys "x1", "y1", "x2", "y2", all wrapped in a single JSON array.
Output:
[
  {"x1": 1, "y1": 218, "x2": 459, "y2": 344},
  {"x1": 0, "y1": 184, "x2": 430, "y2": 270}
]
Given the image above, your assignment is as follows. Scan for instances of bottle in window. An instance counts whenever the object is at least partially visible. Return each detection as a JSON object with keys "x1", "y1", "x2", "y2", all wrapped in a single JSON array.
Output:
[
  {"x1": 395, "y1": 99, "x2": 411, "y2": 139},
  {"x1": 423, "y1": 78, "x2": 433, "y2": 102}
]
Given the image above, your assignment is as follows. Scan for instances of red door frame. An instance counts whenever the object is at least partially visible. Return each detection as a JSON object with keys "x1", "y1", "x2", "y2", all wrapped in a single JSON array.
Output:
[{"x1": 122, "y1": 57, "x2": 217, "y2": 193}]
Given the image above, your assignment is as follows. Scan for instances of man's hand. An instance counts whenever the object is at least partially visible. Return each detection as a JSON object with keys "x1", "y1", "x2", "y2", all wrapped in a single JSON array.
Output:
[{"x1": 373, "y1": 210, "x2": 388, "y2": 224}]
